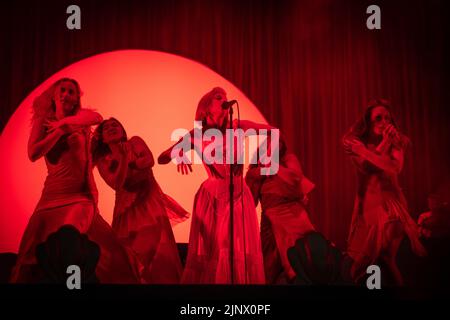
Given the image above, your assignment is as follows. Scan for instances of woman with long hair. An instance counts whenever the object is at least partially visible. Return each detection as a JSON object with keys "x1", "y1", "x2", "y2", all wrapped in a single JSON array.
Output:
[
  {"x1": 245, "y1": 138, "x2": 316, "y2": 284},
  {"x1": 342, "y1": 99, "x2": 426, "y2": 285},
  {"x1": 92, "y1": 118, "x2": 189, "y2": 283},
  {"x1": 158, "y1": 87, "x2": 268, "y2": 284},
  {"x1": 11, "y1": 78, "x2": 139, "y2": 283}
]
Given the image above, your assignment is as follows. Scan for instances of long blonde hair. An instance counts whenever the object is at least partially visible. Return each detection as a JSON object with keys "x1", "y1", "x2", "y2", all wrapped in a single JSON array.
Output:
[{"x1": 195, "y1": 87, "x2": 226, "y2": 125}]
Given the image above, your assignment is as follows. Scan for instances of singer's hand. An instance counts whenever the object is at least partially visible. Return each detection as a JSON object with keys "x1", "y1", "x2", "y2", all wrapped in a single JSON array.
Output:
[
  {"x1": 383, "y1": 124, "x2": 397, "y2": 141},
  {"x1": 343, "y1": 138, "x2": 356, "y2": 155},
  {"x1": 177, "y1": 162, "x2": 193, "y2": 175}
]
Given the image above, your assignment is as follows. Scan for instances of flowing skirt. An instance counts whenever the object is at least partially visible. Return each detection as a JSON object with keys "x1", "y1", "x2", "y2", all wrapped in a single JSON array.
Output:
[
  {"x1": 182, "y1": 177, "x2": 265, "y2": 284},
  {"x1": 10, "y1": 199, "x2": 140, "y2": 283},
  {"x1": 112, "y1": 186, "x2": 187, "y2": 284},
  {"x1": 262, "y1": 201, "x2": 315, "y2": 282},
  {"x1": 347, "y1": 192, "x2": 426, "y2": 280}
]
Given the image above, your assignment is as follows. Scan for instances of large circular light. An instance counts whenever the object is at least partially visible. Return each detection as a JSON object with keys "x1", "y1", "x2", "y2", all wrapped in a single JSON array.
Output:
[{"x1": 0, "y1": 50, "x2": 267, "y2": 253}]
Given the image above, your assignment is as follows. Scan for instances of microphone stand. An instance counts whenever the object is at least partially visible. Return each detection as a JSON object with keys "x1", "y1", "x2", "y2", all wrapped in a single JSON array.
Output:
[{"x1": 228, "y1": 105, "x2": 234, "y2": 284}]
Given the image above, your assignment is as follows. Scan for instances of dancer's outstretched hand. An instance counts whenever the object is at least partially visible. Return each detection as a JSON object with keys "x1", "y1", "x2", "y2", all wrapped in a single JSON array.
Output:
[
  {"x1": 176, "y1": 155, "x2": 193, "y2": 175},
  {"x1": 177, "y1": 162, "x2": 192, "y2": 175}
]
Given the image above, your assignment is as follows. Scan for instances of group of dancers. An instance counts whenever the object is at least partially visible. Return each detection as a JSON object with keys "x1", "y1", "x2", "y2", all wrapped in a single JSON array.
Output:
[{"x1": 10, "y1": 78, "x2": 426, "y2": 285}]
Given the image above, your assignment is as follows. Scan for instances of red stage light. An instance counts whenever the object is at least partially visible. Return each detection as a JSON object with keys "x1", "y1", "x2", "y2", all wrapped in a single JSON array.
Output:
[{"x1": 0, "y1": 50, "x2": 267, "y2": 253}]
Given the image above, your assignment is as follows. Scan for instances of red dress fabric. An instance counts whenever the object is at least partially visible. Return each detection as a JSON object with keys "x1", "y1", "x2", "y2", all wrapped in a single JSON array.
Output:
[
  {"x1": 248, "y1": 154, "x2": 316, "y2": 283},
  {"x1": 111, "y1": 144, "x2": 189, "y2": 284},
  {"x1": 347, "y1": 145, "x2": 426, "y2": 280},
  {"x1": 10, "y1": 129, "x2": 140, "y2": 283},
  {"x1": 181, "y1": 138, "x2": 265, "y2": 284}
]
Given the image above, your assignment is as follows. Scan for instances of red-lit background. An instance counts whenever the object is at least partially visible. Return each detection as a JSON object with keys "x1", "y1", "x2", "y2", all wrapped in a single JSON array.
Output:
[
  {"x1": 1, "y1": 0, "x2": 448, "y2": 252},
  {"x1": 0, "y1": 50, "x2": 267, "y2": 253}
]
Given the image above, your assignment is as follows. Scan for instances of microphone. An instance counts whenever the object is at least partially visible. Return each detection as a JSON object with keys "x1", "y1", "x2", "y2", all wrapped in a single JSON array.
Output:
[{"x1": 222, "y1": 100, "x2": 237, "y2": 110}]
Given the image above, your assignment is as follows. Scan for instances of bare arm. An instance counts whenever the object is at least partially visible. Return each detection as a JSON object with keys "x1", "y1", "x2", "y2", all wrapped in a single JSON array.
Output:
[
  {"x1": 97, "y1": 160, "x2": 119, "y2": 190},
  {"x1": 62, "y1": 109, "x2": 103, "y2": 126},
  {"x1": 128, "y1": 136, "x2": 154, "y2": 169},
  {"x1": 235, "y1": 119, "x2": 276, "y2": 132},
  {"x1": 352, "y1": 141, "x2": 404, "y2": 175},
  {"x1": 46, "y1": 109, "x2": 103, "y2": 132},
  {"x1": 96, "y1": 143, "x2": 130, "y2": 190},
  {"x1": 343, "y1": 136, "x2": 373, "y2": 171},
  {"x1": 28, "y1": 118, "x2": 65, "y2": 162},
  {"x1": 158, "y1": 129, "x2": 195, "y2": 164}
]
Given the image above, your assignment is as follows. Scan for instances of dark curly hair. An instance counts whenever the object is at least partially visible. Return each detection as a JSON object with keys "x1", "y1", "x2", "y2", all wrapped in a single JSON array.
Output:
[{"x1": 91, "y1": 117, "x2": 128, "y2": 165}]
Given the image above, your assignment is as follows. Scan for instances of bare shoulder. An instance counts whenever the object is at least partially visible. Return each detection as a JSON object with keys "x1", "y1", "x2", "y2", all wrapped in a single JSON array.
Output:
[
  {"x1": 129, "y1": 136, "x2": 146, "y2": 146},
  {"x1": 129, "y1": 136, "x2": 151, "y2": 153},
  {"x1": 78, "y1": 108, "x2": 103, "y2": 121},
  {"x1": 78, "y1": 107, "x2": 95, "y2": 113}
]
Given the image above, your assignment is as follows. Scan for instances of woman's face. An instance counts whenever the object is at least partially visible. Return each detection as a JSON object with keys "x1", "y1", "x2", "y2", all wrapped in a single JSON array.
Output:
[
  {"x1": 53, "y1": 81, "x2": 78, "y2": 118},
  {"x1": 206, "y1": 91, "x2": 228, "y2": 127},
  {"x1": 102, "y1": 119, "x2": 125, "y2": 144},
  {"x1": 370, "y1": 106, "x2": 392, "y2": 136}
]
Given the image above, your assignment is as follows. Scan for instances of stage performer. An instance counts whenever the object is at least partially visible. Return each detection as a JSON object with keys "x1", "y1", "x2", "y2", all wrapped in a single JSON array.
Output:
[
  {"x1": 158, "y1": 87, "x2": 271, "y2": 284},
  {"x1": 245, "y1": 139, "x2": 316, "y2": 284},
  {"x1": 11, "y1": 78, "x2": 139, "y2": 283},
  {"x1": 342, "y1": 99, "x2": 426, "y2": 285},
  {"x1": 92, "y1": 118, "x2": 189, "y2": 283}
]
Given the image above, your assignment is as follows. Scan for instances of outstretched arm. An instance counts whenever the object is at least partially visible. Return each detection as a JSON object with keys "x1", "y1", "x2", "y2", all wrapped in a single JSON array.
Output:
[
  {"x1": 158, "y1": 129, "x2": 197, "y2": 175},
  {"x1": 45, "y1": 109, "x2": 103, "y2": 132},
  {"x1": 343, "y1": 136, "x2": 370, "y2": 170},
  {"x1": 29, "y1": 109, "x2": 103, "y2": 162},
  {"x1": 158, "y1": 142, "x2": 181, "y2": 165},
  {"x1": 158, "y1": 129, "x2": 195, "y2": 164},
  {"x1": 235, "y1": 119, "x2": 276, "y2": 132}
]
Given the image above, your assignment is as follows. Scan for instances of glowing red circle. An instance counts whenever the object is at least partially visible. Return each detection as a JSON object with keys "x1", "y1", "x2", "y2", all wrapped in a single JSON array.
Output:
[{"x1": 0, "y1": 50, "x2": 267, "y2": 253}]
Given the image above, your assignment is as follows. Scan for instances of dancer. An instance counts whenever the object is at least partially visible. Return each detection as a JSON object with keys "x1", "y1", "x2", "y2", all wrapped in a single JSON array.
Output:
[
  {"x1": 245, "y1": 138, "x2": 316, "y2": 284},
  {"x1": 11, "y1": 78, "x2": 139, "y2": 283},
  {"x1": 92, "y1": 118, "x2": 189, "y2": 283},
  {"x1": 158, "y1": 87, "x2": 269, "y2": 284},
  {"x1": 342, "y1": 99, "x2": 426, "y2": 285}
]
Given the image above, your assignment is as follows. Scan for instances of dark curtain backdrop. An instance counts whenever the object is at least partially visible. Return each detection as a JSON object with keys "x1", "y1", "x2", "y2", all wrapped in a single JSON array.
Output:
[{"x1": 1, "y1": 0, "x2": 448, "y2": 249}]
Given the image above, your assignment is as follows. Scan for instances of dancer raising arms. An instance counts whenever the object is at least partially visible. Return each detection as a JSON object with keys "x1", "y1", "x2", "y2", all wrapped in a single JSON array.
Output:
[
  {"x1": 158, "y1": 87, "x2": 273, "y2": 284},
  {"x1": 342, "y1": 99, "x2": 426, "y2": 285},
  {"x1": 11, "y1": 78, "x2": 139, "y2": 283}
]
